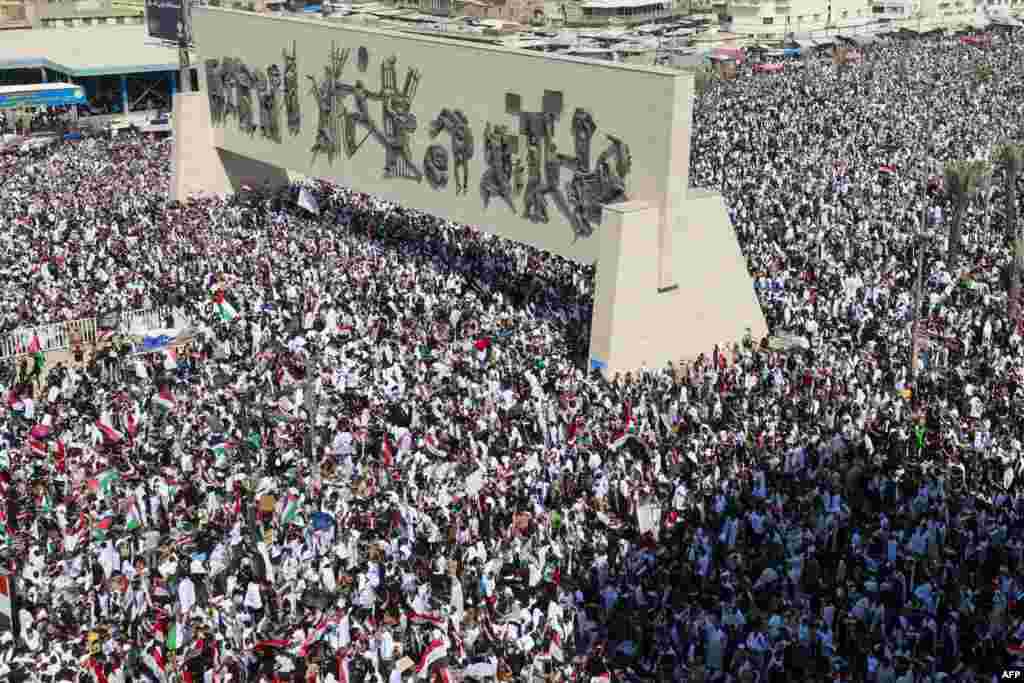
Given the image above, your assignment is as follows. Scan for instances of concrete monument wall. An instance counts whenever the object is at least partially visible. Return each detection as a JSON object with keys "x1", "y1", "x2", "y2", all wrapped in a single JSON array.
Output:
[
  {"x1": 191, "y1": 6, "x2": 688, "y2": 266},
  {"x1": 178, "y1": 8, "x2": 768, "y2": 372}
]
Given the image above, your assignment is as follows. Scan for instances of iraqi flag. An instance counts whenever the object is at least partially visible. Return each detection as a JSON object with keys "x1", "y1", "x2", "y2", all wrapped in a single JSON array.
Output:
[
  {"x1": 212, "y1": 290, "x2": 238, "y2": 323},
  {"x1": 125, "y1": 403, "x2": 142, "y2": 439},
  {"x1": 153, "y1": 388, "x2": 176, "y2": 415},
  {"x1": 27, "y1": 438, "x2": 48, "y2": 458},
  {"x1": 26, "y1": 334, "x2": 41, "y2": 354},
  {"x1": 96, "y1": 420, "x2": 124, "y2": 444},
  {"x1": 407, "y1": 611, "x2": 445, "y2": 627},
  {"x1": 879, "y1": 165, "x2": 897, "y2": 174},
  {"x1": 162, "y1": 349, "x2": 178, "y2": 371},
  {"x1": 30, "y1": 413, "x2": 52, "y2": 440},
  {"x1": 608, "y1": 432, "x2": 631, "y2": 451},
  {"x1": 53, "y1": 439, "x2": 66, "y2": 473}
]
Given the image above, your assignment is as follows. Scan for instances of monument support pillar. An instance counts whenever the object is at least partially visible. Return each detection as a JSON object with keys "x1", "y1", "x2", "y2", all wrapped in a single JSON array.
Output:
[
  {"x1": 170, "y1": 92, "x2": 232, "y2": 202},
  {"x1": 589, "y1": 195, "x2": 767, "y2": 376}
]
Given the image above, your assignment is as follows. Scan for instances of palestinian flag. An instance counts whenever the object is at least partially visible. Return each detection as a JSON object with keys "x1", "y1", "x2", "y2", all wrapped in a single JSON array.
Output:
[
  {"x1": 141, "y1": 647, "x2": 164, "y2": 683},
  {"x1": 281, "y1": 494, "x2": 303, "y2": 526},
  {"x1": 166, "y1": 620, "x2": 180, "y2": 651},
  {"x1": 94, "y1": 513, "x2": 114, "y2": 540},
  {"x1": 542, "y1": 631, "x2": 564, "y2": 662},
  {"x1": 210, "y1": 442, "x2": 230, "y2": 468},
  {"x1": 252, "y1": 639, "x2": 291, "y2": 653},
  {"x1": 415, "y1": 639, "x2": 448, "y2": 675},
  {"x1": 88, "y1": 469, "x2": 120, "y2": 496},
  {"x1": 212, "y1": 290, "x2": 238, "y2": 323},
  {"x1": 96, "y1": 420, "x2": 124, "y2": 443},
  {"x1": 153, "y1": 388, "x2": 176, "y2": 415},
  {"x1": 126, "y1": 500, "x2": 142, "y2": 531}
]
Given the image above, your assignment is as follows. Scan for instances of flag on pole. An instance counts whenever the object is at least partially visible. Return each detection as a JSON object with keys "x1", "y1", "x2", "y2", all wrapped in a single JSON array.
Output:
[
  {"x1": 212, "y1": 290, "x2": 238, "y2": 323},
  {"x1": 298, "y1": 187, "x2": 321, "y2": 215}
]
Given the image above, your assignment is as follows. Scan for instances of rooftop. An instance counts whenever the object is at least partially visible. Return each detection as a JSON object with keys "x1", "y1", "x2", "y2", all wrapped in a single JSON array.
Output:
[
  {"x1": 578, "y1": 0, "x2": 671, "y2": 8},
  {"x1": 0, "y1": 25, "x2": 187, "y2": 76}
]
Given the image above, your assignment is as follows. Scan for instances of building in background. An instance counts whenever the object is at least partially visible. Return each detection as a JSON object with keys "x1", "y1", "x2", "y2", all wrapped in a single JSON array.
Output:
[
  {"x1": 719, "y1": 0, "x2": 875, "y2": 39},
  {"x1": 0, "y1": 25, "x2": 188, "y2": 122},
  {"x1": 0, "y1": 0, "x2": 144, "y2": 30}
]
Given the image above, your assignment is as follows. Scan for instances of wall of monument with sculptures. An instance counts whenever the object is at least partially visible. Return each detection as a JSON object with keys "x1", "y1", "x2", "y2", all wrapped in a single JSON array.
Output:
[{"x1": 191, "y1": 7, "x2": 692, "y2": 264}]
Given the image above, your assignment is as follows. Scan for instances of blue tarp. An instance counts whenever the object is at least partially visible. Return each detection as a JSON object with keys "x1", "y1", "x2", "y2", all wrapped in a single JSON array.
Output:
[
  {"x1": 311, "y1": 512, "x2": 335, "y2": 531},
  {"x1": 63, "y1": 132, "x2": 83, "y2": 141},
  {"x1": 141, "y1": 334, "x2": 175, "y2": 351},
  {"x1": 784, "y1": 47, "x2": 801, "y2": 56},
  {"x1": 0, "y1": 87, "x2": 86, "y2": 110}
]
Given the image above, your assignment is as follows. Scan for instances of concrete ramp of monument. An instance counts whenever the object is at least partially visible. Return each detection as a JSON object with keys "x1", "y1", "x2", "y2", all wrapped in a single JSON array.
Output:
[{"x1": 171, "y1": 7, "x2": 768, "y2": 371}]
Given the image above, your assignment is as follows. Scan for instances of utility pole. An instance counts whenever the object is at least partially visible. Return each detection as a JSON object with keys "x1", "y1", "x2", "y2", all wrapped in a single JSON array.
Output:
[{"x1": 177, "y1": 0, "x2": 192, "y2": 93}]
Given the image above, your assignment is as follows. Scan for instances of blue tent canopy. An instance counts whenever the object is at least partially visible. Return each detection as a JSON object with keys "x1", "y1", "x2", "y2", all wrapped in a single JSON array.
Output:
[{"x1": 0, "y1": 83, "x2": 87, "y2": 110}]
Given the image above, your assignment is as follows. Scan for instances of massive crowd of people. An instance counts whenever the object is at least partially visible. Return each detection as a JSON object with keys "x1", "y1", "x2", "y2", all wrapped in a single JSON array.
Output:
[{"x1": 0, "y1": 26, "x2": 1022, "y2": 683}]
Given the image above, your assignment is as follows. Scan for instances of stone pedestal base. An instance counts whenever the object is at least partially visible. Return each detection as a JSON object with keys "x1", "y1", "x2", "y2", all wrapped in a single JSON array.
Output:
[
  {"x1": 171, "y1": 93, "x2": 290, "y2": 203},
  {"x1": 589, "y1": 195, "x2": 767, "y2": 375}
]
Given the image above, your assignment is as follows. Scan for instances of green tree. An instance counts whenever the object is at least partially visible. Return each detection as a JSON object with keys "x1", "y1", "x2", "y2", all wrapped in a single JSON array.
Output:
[
  {"x1": 944, "y1": 159, "x2": 991, "y2": 266},
  {"x1": 996, "y1": 143, "x2": 1024, "y2": 317}
]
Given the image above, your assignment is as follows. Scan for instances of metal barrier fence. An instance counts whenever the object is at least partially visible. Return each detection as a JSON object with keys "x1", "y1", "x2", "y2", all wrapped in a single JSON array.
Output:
[{"x1": 0, "y1": 306, "x2": 178, "y2": 360}]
